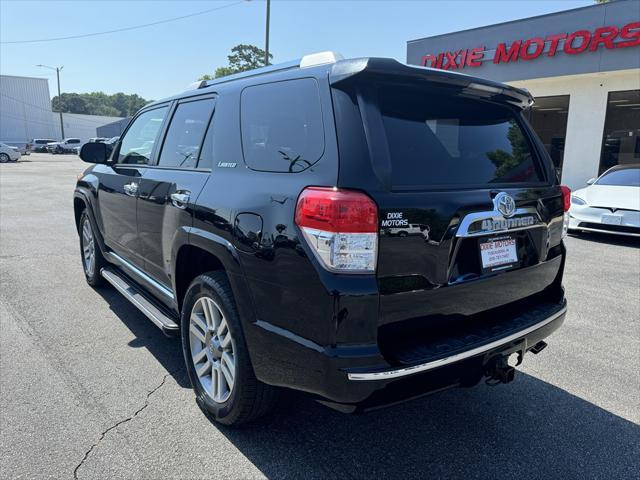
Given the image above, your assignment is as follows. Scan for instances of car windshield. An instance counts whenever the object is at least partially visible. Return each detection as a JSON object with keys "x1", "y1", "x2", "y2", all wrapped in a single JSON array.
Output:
[{"x1": 596, "y1": 168, "x2": 640, "y2": 187}]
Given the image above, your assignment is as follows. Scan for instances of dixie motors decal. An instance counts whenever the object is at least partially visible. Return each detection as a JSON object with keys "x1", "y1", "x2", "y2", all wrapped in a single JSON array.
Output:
[{"x1": 420, "y1": 21, "x2": 640, "y2": 70}]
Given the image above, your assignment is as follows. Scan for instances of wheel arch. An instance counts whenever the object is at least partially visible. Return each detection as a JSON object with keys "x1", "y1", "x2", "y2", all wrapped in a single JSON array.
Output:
[
  {"x1": 73, "y1": 190, "x2": 108, "y2": 255},
  {"x1": 172, "y1": 229, "x2": 252, "y2": 319}
]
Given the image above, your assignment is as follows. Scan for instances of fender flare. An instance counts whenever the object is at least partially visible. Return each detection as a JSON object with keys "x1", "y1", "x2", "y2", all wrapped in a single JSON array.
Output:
[
  {"x1": 73, "y1": 189, "x2": 108, "y2": 256},
  {"x1": 171, "y1": 227, "x2": 257, "y2": 328}
]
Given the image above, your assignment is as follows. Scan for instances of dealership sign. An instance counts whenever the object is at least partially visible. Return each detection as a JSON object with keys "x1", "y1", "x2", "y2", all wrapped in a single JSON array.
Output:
[{"x1": 420, "y1": 21, "x2": 640, "y2": 70}]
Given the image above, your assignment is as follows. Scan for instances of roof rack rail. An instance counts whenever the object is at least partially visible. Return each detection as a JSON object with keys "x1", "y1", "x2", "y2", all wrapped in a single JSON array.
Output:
[{"x1": 200, "y1": 51, "x2": 343, "y2": 88}]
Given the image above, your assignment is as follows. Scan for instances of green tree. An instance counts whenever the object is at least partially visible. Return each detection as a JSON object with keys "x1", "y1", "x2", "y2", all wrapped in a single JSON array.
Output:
[
  {"x1": 51, "y1": 92, "x2": 151, "y2": 117},
  {"x1": 486, "y1": 121, "x2": 531, "y2": 179},
  {"x1": 199, "y1": 43, "x2": 273, "y2": 80}
]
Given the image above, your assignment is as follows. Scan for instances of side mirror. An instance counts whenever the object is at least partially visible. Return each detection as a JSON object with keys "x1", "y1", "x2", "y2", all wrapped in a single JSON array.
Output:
[
  {"x1": 586, "y1": 178, "x2": 596, "y2": 185},
  {"x1": 80, "y1": 142, "x2": 108, "y2": 164}
]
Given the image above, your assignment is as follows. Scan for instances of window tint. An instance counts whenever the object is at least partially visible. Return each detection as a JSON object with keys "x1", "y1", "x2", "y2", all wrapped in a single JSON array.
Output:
[
  {"x1": 241, "y1": 78, "x2": 324, "y2": 172},
  {"x1": 68, "y1": 139, "x2": 81, "y2": 144},
  {"x1": 158, "y1": 98, "x2": 214, "y2": 168},
  {"x1": 596, "y1": 168, "x2": 640, "y2": 187},
  {"x1": 378, "y1": 86, "x2": 543, "y2": 187},
  {"x1": 118, "y1": 106, "x2": 168, "y2": 165}
]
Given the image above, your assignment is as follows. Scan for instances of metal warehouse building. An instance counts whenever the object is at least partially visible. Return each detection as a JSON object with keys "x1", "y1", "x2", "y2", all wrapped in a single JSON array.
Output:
[
  {"x1": 0, "y1": 74, "x2": 124, "y2": 144},
  {"x1": 407, "y1": 0, "x2": 640, "y2": 189},
  {"x1": 0, "y1": 75, "x2": 57, "y2": 142}
]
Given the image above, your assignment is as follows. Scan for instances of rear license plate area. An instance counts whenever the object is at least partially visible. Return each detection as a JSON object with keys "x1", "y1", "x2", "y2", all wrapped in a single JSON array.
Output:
[{"x1": 479, "y1": 235, "x2": 518, "y2": 273}]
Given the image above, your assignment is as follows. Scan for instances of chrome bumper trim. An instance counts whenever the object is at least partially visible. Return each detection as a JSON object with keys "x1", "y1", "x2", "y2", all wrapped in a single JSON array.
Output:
[{"x1": 347, "y1": 305, "x2": 567, "y2": 381}]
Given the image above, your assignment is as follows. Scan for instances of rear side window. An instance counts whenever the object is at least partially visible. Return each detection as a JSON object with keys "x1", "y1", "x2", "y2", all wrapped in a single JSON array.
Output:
[
  {"x1": 158, "y1": 98, "x2": 214, "y2": 169},
  {"x1": 378, "y1": 86, "x2": 543, "y2": 187},
  {"x1": 241, "y1": 78, "x2": 324, "y2": 172}
]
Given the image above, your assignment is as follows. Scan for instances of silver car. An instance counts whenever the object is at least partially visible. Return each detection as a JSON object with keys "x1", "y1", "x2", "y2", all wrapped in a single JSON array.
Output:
[{"x1": 0, "y1": 143, "x2": 21, "y2": 162}]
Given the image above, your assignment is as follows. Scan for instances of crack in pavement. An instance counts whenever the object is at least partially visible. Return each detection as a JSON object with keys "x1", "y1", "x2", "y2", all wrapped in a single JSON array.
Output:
[{"x1": 72, "y1": 373, "x2": 173, "y2": 479}]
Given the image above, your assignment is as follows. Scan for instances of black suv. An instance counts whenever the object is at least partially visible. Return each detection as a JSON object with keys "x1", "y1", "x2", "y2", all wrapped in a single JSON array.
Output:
[{"x1": 74, "y1": 53, "x2": 569, "y2": 425}]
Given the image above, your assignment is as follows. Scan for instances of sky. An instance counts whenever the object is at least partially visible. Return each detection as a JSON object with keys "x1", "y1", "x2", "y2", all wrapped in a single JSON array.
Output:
[{"x1": 0, "y1": 0, "x2": 595, "y2": 101}]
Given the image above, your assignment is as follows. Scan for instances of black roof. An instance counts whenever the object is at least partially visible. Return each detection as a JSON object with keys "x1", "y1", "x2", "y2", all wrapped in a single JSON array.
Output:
[{"x1": 145, "y1": 54, "x2": 534, "y2": 110}]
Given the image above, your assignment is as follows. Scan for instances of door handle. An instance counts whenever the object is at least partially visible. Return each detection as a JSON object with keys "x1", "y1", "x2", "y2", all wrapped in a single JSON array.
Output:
[
  {"x1": 123, "y1": 182, "x2": 138, "y2": 196},
  {"x1": 170, "y1": 191, "x2": 191, "y2": 209}
]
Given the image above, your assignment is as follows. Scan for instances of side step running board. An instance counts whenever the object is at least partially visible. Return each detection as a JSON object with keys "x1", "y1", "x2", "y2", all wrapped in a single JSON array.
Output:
[{"x1": 101, "y1": 268, "x2": 180, "y2": 337}]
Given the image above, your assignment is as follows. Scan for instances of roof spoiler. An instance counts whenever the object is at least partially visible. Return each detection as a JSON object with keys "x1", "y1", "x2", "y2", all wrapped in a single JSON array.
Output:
[{"x1": 330, "y1": 58, "x2": 534, "y2": 109}]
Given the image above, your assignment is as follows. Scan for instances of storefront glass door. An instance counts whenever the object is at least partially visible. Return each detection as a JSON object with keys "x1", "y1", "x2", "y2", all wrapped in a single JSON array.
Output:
[
  {"x1": 599, "y1": 90, "x2": 640, "y2": 174},
  {"x1": 525, "y1": 95, "x2": 570, "y2": 179}
]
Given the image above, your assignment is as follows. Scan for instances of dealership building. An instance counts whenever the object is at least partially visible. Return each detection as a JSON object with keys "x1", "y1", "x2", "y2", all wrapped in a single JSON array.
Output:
[{"x1": 407, "y1": 0, "x2": 639, "y2": 189}]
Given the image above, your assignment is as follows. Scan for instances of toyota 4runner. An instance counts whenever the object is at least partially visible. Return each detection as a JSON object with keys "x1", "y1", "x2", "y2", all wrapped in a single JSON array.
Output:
[{"x1": 74, "y1": 52, "x2": 569, "y2": 425}]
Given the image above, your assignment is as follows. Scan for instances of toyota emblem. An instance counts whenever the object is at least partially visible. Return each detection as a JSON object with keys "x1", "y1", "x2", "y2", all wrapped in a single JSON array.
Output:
[{"x1": 494, "y1": 192, "x2": 516, "y2": 218}]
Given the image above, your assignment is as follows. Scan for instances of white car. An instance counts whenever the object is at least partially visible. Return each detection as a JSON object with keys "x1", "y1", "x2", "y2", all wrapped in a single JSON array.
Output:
[
  {"x1": 46, "y1": 138, "x2": 82, "y2": 154},
  {"x1": 568, "y1": 164, "x2": 640, "y2": 237},
  {"x1": 0, "y1": 143, "x2": 21, "y2": 163}
]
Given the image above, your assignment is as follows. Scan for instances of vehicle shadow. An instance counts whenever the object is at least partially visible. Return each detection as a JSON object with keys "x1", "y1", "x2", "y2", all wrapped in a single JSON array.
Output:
[
  {"x1": 94, "y1": 287, "x2": 639, "y2": 478},
  {"x1": 568, "y1": 231, "x2": 639, "y2": 248},
  {"x1": 95, "y1": 287, "x2": 190, "y2": 388},
  {"x1": 216, "y1": 375, "x2": 639, "y2": 479}
]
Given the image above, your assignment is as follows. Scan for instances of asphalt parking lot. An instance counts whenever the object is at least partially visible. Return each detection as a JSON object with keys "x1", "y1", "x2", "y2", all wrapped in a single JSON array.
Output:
[{"x1": 1, "y1": 153, "x2": 639, "y2": 479}]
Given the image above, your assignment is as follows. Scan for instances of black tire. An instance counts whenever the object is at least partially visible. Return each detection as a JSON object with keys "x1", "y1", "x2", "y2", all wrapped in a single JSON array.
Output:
[
  {"x1": 78, "y1": 210, "x2": 106, "y2": 287},
  {"x1": 181, "y1": 271, "x2": 278, "y2": 426},
  {"x1": 0, "y1": 153, "x2": 9, "y2": 163}
]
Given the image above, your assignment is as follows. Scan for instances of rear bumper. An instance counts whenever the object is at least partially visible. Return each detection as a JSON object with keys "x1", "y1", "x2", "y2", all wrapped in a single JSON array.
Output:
[
  {"x1": 248, "y1": 298, "x2": 567, "y2": 408},
  {"x1": 348, "y1": 303, "x2": 565, "y2": 381}
]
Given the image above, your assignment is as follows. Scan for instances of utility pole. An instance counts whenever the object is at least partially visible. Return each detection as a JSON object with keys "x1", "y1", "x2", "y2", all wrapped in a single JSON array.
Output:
[
  {"x1": 264, "y1": 0, "x2": 270, "y2": 66},
  {"x1": 36, "y1": 64, "x2": 65, "y2": 139}
]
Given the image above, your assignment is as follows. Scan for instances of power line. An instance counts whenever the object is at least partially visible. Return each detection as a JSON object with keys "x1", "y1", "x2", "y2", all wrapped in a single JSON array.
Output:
[{"x1": 0, "y1": 1, "x2": 244, "y2": 44}]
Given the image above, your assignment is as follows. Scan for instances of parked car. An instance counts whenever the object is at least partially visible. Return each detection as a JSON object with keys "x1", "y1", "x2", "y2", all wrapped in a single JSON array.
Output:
[
  {"x1": 31, "y1": 138, "x2": 56, "y2": 152},
  {"x1": 74, "y1": 52, "x2": 569, "y2": 426},
  {"x1": 2, "y1": 142, "x2": 31, "y2": 155},
  {"x1": 88, "y1": 137, "x2": 109, "y2": 143},
  {"x1": 0, "y1": 142, "x2": 21, "y2": 162},
  {"x1": 569, "y1": 164, "x2": 640, "y2": 237},
  {"x1": 47, "y1": 138, "x2": 82, "y2": 154}
]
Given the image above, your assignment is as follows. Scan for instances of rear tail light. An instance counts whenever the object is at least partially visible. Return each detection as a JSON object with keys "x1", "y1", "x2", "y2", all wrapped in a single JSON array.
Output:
[
  {"x1": 295, "y1": 187, "x2": 378, "y2": 273},
  {"x1": 560, "y1": 185, "x2": 571, "y2": 212}
]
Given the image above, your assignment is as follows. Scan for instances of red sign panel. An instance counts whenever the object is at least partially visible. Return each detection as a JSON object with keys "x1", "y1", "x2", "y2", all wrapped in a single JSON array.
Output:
[{"x1": 420, "y1": 21, "x2": 640, "y2": 71}]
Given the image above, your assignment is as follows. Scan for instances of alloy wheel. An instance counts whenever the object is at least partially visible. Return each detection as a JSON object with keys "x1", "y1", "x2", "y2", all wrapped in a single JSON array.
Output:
[
  {"x1": 82, "y1": 217, "x2": 95, "y2": 277},
  {"x1": 189, "y1": 296, "x2": 236, "y2": 403}
]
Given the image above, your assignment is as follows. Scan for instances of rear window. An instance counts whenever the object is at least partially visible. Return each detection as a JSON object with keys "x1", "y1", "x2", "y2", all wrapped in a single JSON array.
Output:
[
  {"x1": 596, "y1": 168, "x2": 640, "y2": 187},
  {"x1": 240, "y1": 78, "x2": 324, "y2": 173},
  {"x1": 378, "y1": 86, "x2": 543, "y2": 187}
]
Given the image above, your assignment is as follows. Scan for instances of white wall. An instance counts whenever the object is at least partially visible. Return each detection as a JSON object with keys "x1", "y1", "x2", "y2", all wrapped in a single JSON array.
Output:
[
  {"x1": 54, "y1": 112, "x2": 124, "y2": 143},
  {"x1": 509, "y1": 69, "x2": 640, "y2": 190}
]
